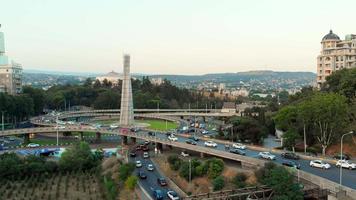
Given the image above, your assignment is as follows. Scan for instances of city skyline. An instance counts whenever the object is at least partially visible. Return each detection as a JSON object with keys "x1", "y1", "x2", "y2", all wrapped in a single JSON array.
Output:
[{"x1": 1, "y1": 0, "x2": 355, "y2": 74}]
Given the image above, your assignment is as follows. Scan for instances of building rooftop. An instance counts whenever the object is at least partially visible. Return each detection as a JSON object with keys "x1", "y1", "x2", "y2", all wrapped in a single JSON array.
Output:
[{"x1": 322, "y1": 30, "x2": 340, "y2": 41}]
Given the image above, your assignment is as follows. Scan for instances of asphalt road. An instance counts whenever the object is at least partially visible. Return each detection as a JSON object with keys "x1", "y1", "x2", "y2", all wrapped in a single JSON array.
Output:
[
  {"x1": 135, "y1": 131, "x2": 356, "y2": 190},
  {"x1": 129, "y1": 145, "x2": 177, "y2": 200}
]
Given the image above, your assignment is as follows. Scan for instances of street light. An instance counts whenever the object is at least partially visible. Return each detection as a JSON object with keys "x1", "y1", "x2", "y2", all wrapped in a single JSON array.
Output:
[
  {"x1": 56, "y1": 114, "x2": 59, "y2": 146},
  {"x1": 339, "y1": 131, "x2": 355, "y2": 187},
  {"x1": 1, "y1": 111, "x2": 5, "y2": 131},
  {"x1": 189, "y1": 159, "x2": 192, "y2": 183}
]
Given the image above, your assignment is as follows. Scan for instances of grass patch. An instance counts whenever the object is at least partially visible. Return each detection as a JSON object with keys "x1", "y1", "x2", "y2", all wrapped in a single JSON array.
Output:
[{"x1": 137, "y1": 119, "x2": 177, "y2": 131}]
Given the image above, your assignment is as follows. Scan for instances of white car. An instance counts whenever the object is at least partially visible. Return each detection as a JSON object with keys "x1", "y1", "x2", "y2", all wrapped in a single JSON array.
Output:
[
  {"x1": 27, "y1": 143, "x2": 40, "y2": 148},
  {"x1": 258, "y1": 152, "x2": 276, "y2": 160},
  {"x1": 168, "y1": 135, "x2": 178, "y2": 141},
  {"x1": 336, "y1": 160, "x2": 356, "y2": 170},
  {"x1": 110, "y1": 124, "x2": 119, "y2": 129},
  {"x1": 136, "y1": 160, "x2": 142, "y2": 168},
  {"x1": 147, "y1": 164, "x2": 154, "y2": 171},
  {"x1": 201, "y1": 130, "x2": 209, "y2": 134},
  {"x1": 55, "y1": 125, "x2": 65, "y2": 129},
  {"x1": 181, "y1": 151, "x2": 189, "y2": 157},
  {"x1": 167, "y1": 190, "x2": 180, "y2": 200},
  {"x1": 232, "y1": 143, "x2": 246, "y2": 150},
  {"x1": 204, "y1": 141, "x2": 217, "y2": 147},
  {"x1": 143, "y1": 152, "x2": 149, "y2": 158},
  {"x1": 310, "y1": 160, "x2": 331, "y2": 169}
]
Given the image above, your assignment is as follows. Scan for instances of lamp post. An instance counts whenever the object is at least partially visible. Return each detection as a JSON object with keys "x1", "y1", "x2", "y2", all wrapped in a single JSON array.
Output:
[
  {"x1": 56, "y1": 114, "x2": 59, "y2": 146},
  {"x1": 1, "y1": 111, "x2": 5, "y2": 131},
  {"x1": 340, "y1": 131, "x2": 355, "y2": 187},
  {"x1": 189, "y1": 159, "x2": 192, "y2": 183}
]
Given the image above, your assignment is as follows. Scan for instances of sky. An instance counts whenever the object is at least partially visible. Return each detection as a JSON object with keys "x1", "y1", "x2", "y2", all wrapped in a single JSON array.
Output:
[{"x1": 0, "y1": 0, "x2": 355, "y2": 75}]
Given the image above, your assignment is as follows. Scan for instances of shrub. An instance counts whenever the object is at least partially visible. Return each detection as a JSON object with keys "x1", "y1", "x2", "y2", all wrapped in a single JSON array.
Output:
[
  {"x1": 167, "y1": 155, "x2": 182, "y2": 171},
  {"x1": 233, "y1": 173, "x2": 247, "y2": 188},
  {"x1": 118, "y1": 163, "x2": 135, "y2": 182},
  {"x1": 212, "y1": 176, "x2": 225, "y2": 191},
  {"x1": 206, "y1": 158, "x2": 224, "y2": 179},
  {"x1": 125, "y1": 176, "x2": 138, "y2": 190}
]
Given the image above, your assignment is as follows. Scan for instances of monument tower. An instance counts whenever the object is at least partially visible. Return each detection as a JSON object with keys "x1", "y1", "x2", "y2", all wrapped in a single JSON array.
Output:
[{"x1": 119, "y1": 54, "x2": 134, "y2": 126}]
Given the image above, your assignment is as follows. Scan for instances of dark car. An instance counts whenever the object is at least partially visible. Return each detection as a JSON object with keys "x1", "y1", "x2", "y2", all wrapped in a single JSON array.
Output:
[
  {"x1": 281, "y1": 152, "x2": 300, "y2": 160},
  {"x1": 189, "y1": 136, "x2": 199, "y2": 141},
  {"x1": 282, "y1": 161, "x2": 301, "y2": 169},
  {"x1": 157, "y1": 178, "x2": 167, "y2": 186},
  {"x1": 185, "y1": 139, "x2": 197, "y2": 145},
  {"x1": 229, "y1": 148, "x2": 246, "y2": 155},
  {"x1": 148, "y1": 131, "x2": 156, "y2": 136},
  {"x1": 153, "y1": 190, "x2": 164, "y2": 200},
  {"x1": 129, "y1": 151, "x2": 136, "y2": 157},
  {"x1": 137, "y1": 171, "x2": 147, "y2": 179},
  {"x1": 333, "y1": 154, "x2": 351, "y2": 160},
  {"x1": 142, "y1": 146, "x2": 149, "y2": 151},
  {"x1": 135, "y1": 145, "x2": 142, "y2": 151}
]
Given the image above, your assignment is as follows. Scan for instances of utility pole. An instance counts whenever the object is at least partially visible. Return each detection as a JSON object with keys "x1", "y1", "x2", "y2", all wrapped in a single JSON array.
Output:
[
  {"x1": 189, "y1": 159, "x2": 192, "y2": 183},
  {"x1": 1, "y1": 111, "x2": 4, "y2": 131},
  {"x1": 56, "y1": 114, "x2": 59, "y2": 146}
]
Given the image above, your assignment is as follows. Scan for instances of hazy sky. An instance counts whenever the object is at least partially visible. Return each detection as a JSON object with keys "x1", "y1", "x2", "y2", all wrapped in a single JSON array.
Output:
[{"x1": 0, "y1": 0, "x2": 355, "y2": 75}]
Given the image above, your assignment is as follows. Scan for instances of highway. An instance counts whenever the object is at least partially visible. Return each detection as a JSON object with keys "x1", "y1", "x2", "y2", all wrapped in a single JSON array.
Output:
[{"x1": 1, "y1": 125, "x2": 356, "y2": 190}]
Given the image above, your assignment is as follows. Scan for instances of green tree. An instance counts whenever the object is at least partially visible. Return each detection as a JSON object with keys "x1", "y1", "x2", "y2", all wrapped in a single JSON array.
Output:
[
  {"x1": 212, "y1": 176, "x2": 225, "y2": 191},
  {"x1": 206, "y1": 158, "x2": 224, "y2": 179},
  {"x1": 119, "y1": 163, "x2": 135, "y2": 182},
  {"x1": 125, "y1": 176, "x2": 138, "y2": 190},
  {"x1": 233, "y1": 173, "x2": 247, "y2": 188},
  {"x1": 282, "y1": 130, "x2": 300, "y2": 152},
  {"x1": 59, "y1": 142, "x2": 99, "y2": 171}
]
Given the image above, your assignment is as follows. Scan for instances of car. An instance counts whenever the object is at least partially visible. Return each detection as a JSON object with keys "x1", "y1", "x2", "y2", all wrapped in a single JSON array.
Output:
[
  {"x1": 135, "y1": 145, "x2": 142, "y2": 151},
  {"x1": 137, "y1": 171, "x2": 147, "y2": 179},
  {"x1": 333, "y1": 154, "x2": 351, "y2": 160},
  {"x1": 55, "y1": 125, "x2": 65, "y2": 129},
  {"x1": 282, "y1": 161, "x2": 301, "y2": 169},
  {"x1": 147, "y1": 164, "x2": 154, "y2": 171},
  {"x1": 185, "y1": 139, "x2": 197, "y2": 145},
  {"x1": 143, "y1": 152, "x2": 149, "y2": 158},
  {"x1": 129, "y1": 151, "x2": 136, "y2": 157},
  {"x1": 310, "y1": 160, "x2": 331, "y2": 169},
  {"x1": 201, "y1": 130, "x2": 209, "y2": 134},
  {"x1": 157, "y1": 178, "x2": 167, "y2": 186},
  {"x1": 144, "y1": 140, "x2": 150, "y2": 145},
  {"x1": 204, "y1": 141, "x2": 217, "y2": 147},
  {"x1": 153, "y1": 190, "x2": 164, "y2": 200},
  {"x1": 142, "y1": 146, "x2": 149, "y2": 151},
  {"x1": 258, "y1": 152, "x2": 276, "y2": 160},
  {"x1": 229, "y1": 148, "x2": 246, "y2": 155},
  {"x1": 189, "y1": 136, "x2": 199, "y2": 141},
  {"x1": 148, "y1": 131, "x2": 156, "y2": 136},
  {"x1": 281, "y1": 152, "x2": 300, "y2": 160},
  {"x1": 27, "y1": 143, "x2": 40, "y2": 148},
  {"x1": 181, "y1": 151, "x2": 189, "y2": 157},
  {"x1": 136, "y1": 160, "x2": 142, "y2": 168},
  {"x1": 232, "y1": 143, "x2": 246, "y2": 150},
  {"x1": 336, "y1": 160, "x2": 356, "y2": 170},
  {"x1": 167, "y1": 190, "x2": 180, "y2": 200},
  {"x1": 168, "y1": 135, "x2": 178, "y2": 141},
  {"x1": 110, "y1": 124, "x2": 119, "y2": 129}
]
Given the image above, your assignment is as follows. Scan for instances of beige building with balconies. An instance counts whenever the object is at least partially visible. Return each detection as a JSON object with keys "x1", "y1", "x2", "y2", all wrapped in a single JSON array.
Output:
[{"x1": 316, "y1": 30, "x2": 356, "y2": 88}]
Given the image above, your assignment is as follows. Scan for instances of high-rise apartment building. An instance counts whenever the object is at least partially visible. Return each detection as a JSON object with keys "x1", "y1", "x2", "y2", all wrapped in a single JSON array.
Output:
[
  {"x1": 316, "y1": 30, "x2": 356, "y2": 88},
  {"x1": 0, "y1": 26, "x2": 22, "y2": 95}
]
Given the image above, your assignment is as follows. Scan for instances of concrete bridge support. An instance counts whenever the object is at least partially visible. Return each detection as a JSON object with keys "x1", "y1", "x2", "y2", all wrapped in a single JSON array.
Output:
[
  {"x1": 23, "y1": 133, "x2": 30, "y2": 144},
  {"x1": 241, "y1": 162, "x2": 258, "y2": 170},
  {"x1": 95, "y1": 132, "x2": 101, "y2": 143},
  {"x1": 122, "y1": 136, "x2": 128, "y2": 145},
  {"x1": 200, "y1": 152, "x2": 205, "y2": 158}
]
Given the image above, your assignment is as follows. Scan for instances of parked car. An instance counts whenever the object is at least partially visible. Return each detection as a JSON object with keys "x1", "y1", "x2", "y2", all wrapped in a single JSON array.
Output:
[
  {"x1": 229, "y1": 148, "x2": 246, "y2": 155},
  {"x1": 336, "y1": 160, "x2": 356, "y2": 170},
  {"x1": 157, "y1": 178, "x2": 167, "y2": 186},
  {"x1": 189, "y1": 136, "x2": 199, "y2": 141},
  {"x1": 153, "y1": 190, "x2": 164, "y2": 200},
  {"x1": 129, "y1": 151, "x2": 136, "y2": 157},
  {"x1": 232, "y1": 143, "x2": 246, "y2": 150},
  {"x1": 204, "y1": 141, "x2": 217, "y2": 147},
  {"x1": 142, "y1": 145, "x2": 149, "y2": 151},
  {"x1": 143, "y1": 152, "x2": 149, "y2": 158},
  {"x1": 310, "y1": 160, "x2": 331, "y2": 169},
  {"x1": 185, "y1": 139, "x2": 197, "y2": 145},
  {"x1": 282, "y1": 161, "x2": 301, "y2": 169},
  {"x1": 281, "y1": 152, "x2": 300, "y2": 160},
  {"x1": 201, "y1": 130, "x2": 209, "y2": 134},
  {"x1": 258, "y1": 152, "x2": 276, "y2": 160},
  {"x1": 147, "y1": 164, "x2": 154, "y2": 171},
  {"x1": 110, "y1": 124, "x2": 119, "y2": 129},
  {"x1": 168, "y1": 135, "x2": 178, "y2": 141},
  {"x1": 333, "y1": 154, "x2": 351, "y2": 160},
  {"x1": 27, "y1": 143, "x2": 40, "y2": 148},
  {"x1": 144, "y1": 140, "x2": 150, "y2": 145},
  {"x1": 167, "y1": 190, "x2": 180, "y2": 200},
  {"x1": 137, "y1": 171, "x2": 147, "y2": 179},
  {"x1": 181, "y1": 151, "x2": 189, "y2": 157},
  {"x1": 136, "y1": 160, "x2": 142, "y2": 168}
]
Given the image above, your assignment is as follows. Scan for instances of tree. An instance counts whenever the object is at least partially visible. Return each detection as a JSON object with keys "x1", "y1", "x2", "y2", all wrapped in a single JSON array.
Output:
[
  {"x1": 282, "y1": 130, "x2": 300, "y2": 152},
  {"x1": 59, "y1": 142, "x2": 99, "y2": 171},
  {"x1": 206, "y1": 158, "x2": 224, "y2": 179},
  {"x1": 93, "y1": 90, "x2": 120, "y2": 109},
  {"x1": 274, "y1": 105, "x2": 299, "y2": 132},
  {"x1": 308, "y1": 93, "x2": 348, "y2": 155},
  {"x1": 212, "y1": 176, "x2": 225, "y2": 191},
  {"x1": 233, "y1": 173, "x2": 247, "y2": 188},
  {"x1": 119, "y1": 163, "x2": 135, "y2": 182},
  {"x1": 125, "y1": 176, "x2": 138, "y2": 190},
  {"x1": 322, "y1": 68, "x2": 356, "y2": 101}
]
